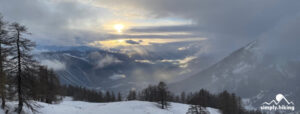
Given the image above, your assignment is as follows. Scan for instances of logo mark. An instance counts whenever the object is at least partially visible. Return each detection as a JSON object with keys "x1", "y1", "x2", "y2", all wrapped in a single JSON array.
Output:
[{"x1": 260, "y1": 94, "x2": 295, "y2": 111}]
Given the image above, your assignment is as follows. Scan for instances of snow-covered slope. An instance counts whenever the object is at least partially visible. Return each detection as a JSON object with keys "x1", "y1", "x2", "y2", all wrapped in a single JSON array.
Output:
[
  {"x1": 170, "y1": 40, "x2": 300, "y2": 110},
  {"x1": 0, "y1": 100, "x2": 220, "y2": 114}
]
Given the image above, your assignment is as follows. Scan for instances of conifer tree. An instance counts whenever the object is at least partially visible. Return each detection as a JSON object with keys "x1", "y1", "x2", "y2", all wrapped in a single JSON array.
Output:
[
  {"x1": 111, "y1": 91, "x2": 116, "y2": 102},
  {"x1": 127, "y1": 89, "x2": 136, "y2": 100},
  {"x1": 0, "y1": 14, "x2": 9, "y2": 109},
  {"x1": 9, "y1": 22, "x2": 36, "y2": 114},
  {"x1": 105, "y1": 91, "x2": 111, "y2": 102},
  {"x1": 117, "y1": 92, "x2": 122, "y2": 101},
  {"x1": 181, "y1": 91, "x2": 186, "y2": 103},
  {"x1": 157, "y1": 81, "x2": 168, "y2": 109}
]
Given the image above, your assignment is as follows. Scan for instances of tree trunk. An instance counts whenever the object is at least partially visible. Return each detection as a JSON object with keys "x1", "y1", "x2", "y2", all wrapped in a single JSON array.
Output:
[
  {"x1": 161, "y1": 100, "x2": 164, "y2": 109},
  {"x1": 16, "y1": 31, "x2": 23, "y2": 114},
  {"x1": 161, "y1": 92, "x2": 164, "y2": 109},
  {"x1": 1, "y1": 95, "x2": 4, "y2": 109},
  {"x1": 0, "y1": 43, "x2": 5, "y2": 109}
]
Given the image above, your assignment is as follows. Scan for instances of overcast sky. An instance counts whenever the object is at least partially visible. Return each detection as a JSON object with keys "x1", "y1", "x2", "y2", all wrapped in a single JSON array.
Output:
[{"x1": 0, "y1": 0, "x2": 299, "y2": 57}]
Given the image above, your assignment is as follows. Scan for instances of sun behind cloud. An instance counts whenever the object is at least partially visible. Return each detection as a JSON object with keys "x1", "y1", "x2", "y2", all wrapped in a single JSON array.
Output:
[
  {"x1": 114, "y1": 24, "x2": 124, "y2": 33},
  {"x1": 89, "y1": 38, "x2": 206, "y2": 49}
]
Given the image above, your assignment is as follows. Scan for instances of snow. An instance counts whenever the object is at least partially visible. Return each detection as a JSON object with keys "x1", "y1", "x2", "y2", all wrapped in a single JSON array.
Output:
[
  {"x1": 0, "y1": 99, "x2": 221, "y2": 114},
  {"x1": 232, "y1": 62, "x2": 251, "y2": 74},
  {"x1": 63, "y1": 53, "x2": 89, "y2": 63},
  {"x1": 242, "y1": 98, "x2": 256, "y2": 110},
  {"x1": 207, "y1": 107, "x2": 221, "y2": 114},
  {"x1": 0, "y1": 109, "x2": 4, "y2": 114}
]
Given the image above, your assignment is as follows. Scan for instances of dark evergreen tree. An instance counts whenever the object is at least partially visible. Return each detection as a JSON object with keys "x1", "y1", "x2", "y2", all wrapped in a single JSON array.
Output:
[
  {"x1": 175, "y1": 96, "x2": 180, "y2": 102},
  {"x1": 98, "y1": 91, "x2": 103, "y2": 102},
  {"x1": 157, "y1": 81, "x2": 168, "y2": 109},
  {"x1": 127, "y1": 89, "x2": 136, "y2": 100},
  {"x1": 217, "y1": 91, "x2": 239, "y2": 114},
  {"x1": 36, "y1": 66, "x2": 60, "y2": 104},
  {"x1": 105, "y1": 91, "x2": 111, "y2": 102},
  {"x1": 111, "y1": 91, "x2": 116, "y2": 102},
  {"x1": 180, "y1": 91, "x2": 186, "y2": 103},
  {"x1": 47, "y1": 69, "x2": 60, "y2": 103},
  {"x1": 140, "y1": 85, "x2": 158, "y2": 102},
  {"x1": 60, "y1": 85, "x2": 104, "y2": 103},
  {"x1": 37, "y1": 66, "x2": 47, "y2": 102},
  {"x1": 184, "y1": 89, "x2": 262, "y2": 114},
  {"x1": 117, "y1": 92, "x2": 122, "y2": 101}
]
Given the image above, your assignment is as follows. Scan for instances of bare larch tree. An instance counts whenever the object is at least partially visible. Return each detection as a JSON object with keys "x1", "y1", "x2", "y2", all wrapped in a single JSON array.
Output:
[
  {"x1": 0, "y1": 14, "x2": 10, "y2": 109},
  {"x1": 9, "y1": 22, "x2": 35, "y2": 114}
]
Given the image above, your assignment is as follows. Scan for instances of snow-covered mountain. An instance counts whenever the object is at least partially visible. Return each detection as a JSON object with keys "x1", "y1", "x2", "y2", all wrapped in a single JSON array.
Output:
[
  {"x1": 0, "y1": 98, "x2": 220, "y2": 114},
  {"x1": 34, "y1": 39, "x2": 300, "y2": 111},
  {"x1": 170, "y1": 40, "x2": 300, "y2": 110},
  {"x1": 35, "y1": 43, "x2": 216, "y2": 93}
]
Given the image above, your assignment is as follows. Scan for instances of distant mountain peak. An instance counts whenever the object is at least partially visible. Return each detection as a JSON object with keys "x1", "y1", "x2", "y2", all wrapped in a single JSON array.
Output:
[{"x1": 36, "y1": 45, "x2": 99, "y2": 52}]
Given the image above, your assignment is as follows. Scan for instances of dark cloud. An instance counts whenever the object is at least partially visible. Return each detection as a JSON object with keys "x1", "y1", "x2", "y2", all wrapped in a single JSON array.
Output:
[
  {"x1": 1, "y1": 0, "x2": 300, "y2": 57},
  {"x1": 129, "y1": 25, "x2": 199, "y2": 33},
  {"x1": 98, "y1": 0, "x2": 300, "y2": 55},
  {"x1": 126, "y1": 40, "x2": 141, "y2": 45},
  {"x1": 105, "y1": 33, "x2": 200, "y2": 39},
  {"x1": 0, "y1": 0, "x2": 107, "y2": 45},
  {"x1": 258, "y1": 13, "x2": 300, "y2": 58}
]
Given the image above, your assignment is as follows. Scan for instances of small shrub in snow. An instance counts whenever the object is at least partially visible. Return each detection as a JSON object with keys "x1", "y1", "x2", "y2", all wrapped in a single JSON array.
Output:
[{"x1": 186, "y1": 105, "x2": 209, "y2": 114}]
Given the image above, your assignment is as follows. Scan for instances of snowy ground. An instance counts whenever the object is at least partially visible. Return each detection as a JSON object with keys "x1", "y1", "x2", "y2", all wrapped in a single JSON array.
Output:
[{"x1": 0, "y1": 98, "x2": 220, "y2": 114}]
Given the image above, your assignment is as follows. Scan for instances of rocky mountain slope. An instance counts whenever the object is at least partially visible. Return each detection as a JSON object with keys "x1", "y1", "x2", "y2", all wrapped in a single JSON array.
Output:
[
  {"x1": 35, "y1": 44, "x2": 216, "y2": 93},
  {"x1": 170, "y1": 41, "x2": 300, "y2": 109}
]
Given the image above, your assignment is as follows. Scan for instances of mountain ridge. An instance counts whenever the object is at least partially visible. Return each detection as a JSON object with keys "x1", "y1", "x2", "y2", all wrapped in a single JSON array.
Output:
[{"x1": 169, "y1": 40, "x2": 300, "y2": 110}]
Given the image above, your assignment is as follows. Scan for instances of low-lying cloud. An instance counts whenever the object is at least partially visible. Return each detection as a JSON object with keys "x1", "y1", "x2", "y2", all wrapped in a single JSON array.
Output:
[
  {"x1": 135, "y1": 60, "x2": 155, "y2": 64},
  {"x1": 109, "y1": 74, "x2": 126, "y2": 80},
  {"x1": 88, "y1": 51, "x2": 122, "y2": 68},
  {"x1": 40, "y1": 59, "x2": 66, "y2": 70},
  {"x1": 161, "y1": 56, "x2": 196, "y2": 68},
  {"x1": 258, "y1": 13, "x2": 300, "y2": 59},
  {"x1": 97, "y1": 55, "x2": 122, "y2": 68}
]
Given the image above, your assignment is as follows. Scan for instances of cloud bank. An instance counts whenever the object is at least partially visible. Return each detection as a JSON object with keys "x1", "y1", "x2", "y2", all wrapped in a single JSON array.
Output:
[
  {"x1": 109, "y1": 74, "x2": 126, "y2": 80},
  {"x1": 40, "y1": 59, "x2": 66, "y2": 70},
  {"x1": 1, "y1": 0, "x2": 299, "y2": 58},
  {"x1": 88, "y1": 51, "x2": 122, "y2": 68}
]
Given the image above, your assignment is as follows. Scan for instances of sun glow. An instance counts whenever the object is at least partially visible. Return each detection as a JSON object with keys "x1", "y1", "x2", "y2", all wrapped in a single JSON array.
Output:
[
  {"x1": 117, "y1": 39, "x2": 124, "y2": 42},
  {"x1": 88, "y1": 38, "x2": 207, "y2": 49},
  {"x1": 114, "y1": 24, "x2": 124, "y2": 33}
]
